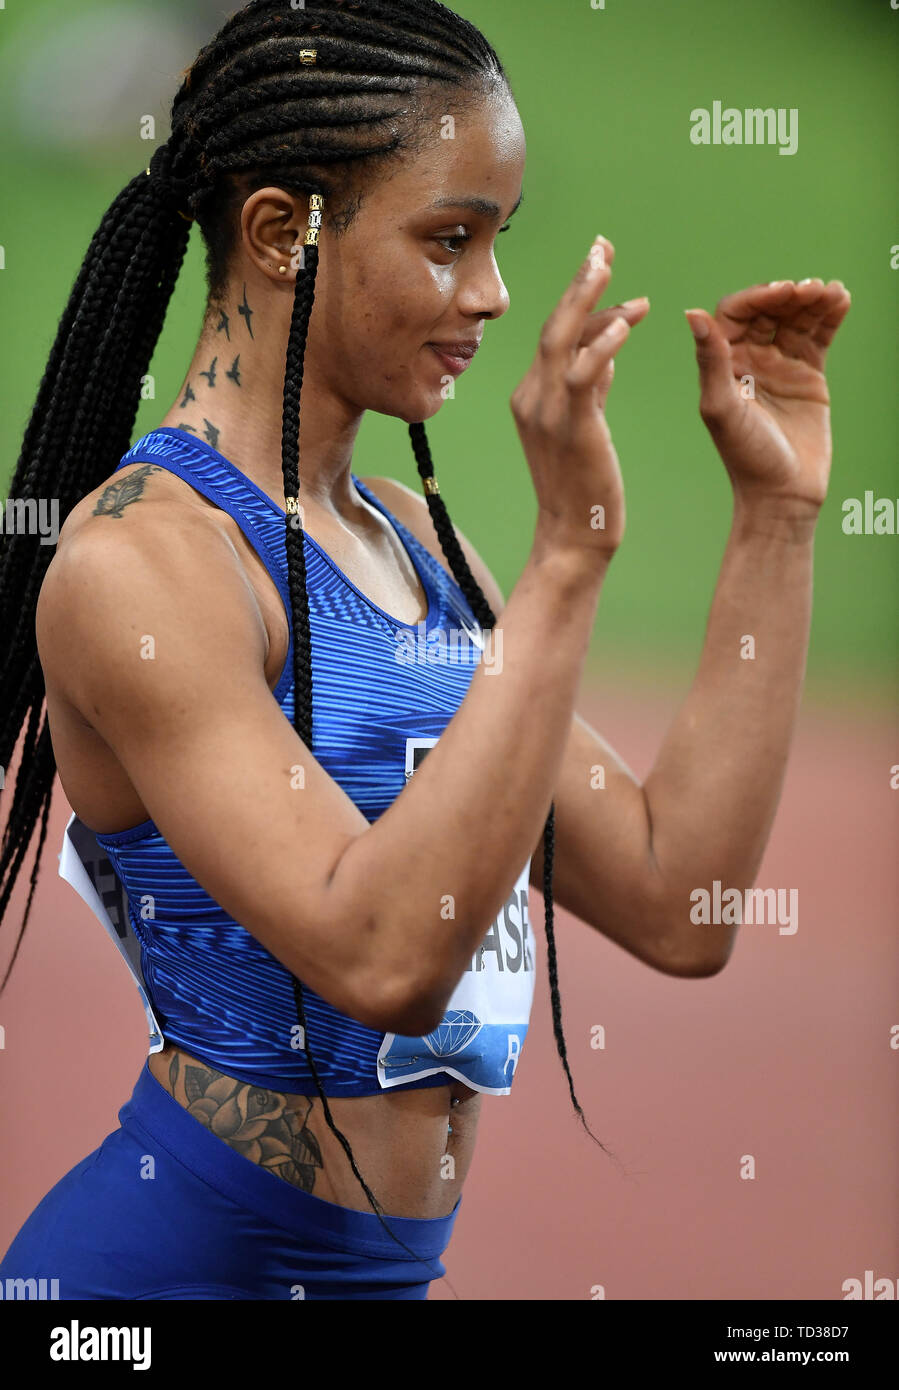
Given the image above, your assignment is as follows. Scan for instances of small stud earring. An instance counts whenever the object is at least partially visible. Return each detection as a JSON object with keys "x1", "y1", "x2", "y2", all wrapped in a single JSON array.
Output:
[{"x1": 278, "y1": 265, "x2": 288, "y2": 275}]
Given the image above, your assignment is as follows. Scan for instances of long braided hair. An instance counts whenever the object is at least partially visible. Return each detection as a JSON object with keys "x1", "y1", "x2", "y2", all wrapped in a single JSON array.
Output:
[{"x1": 0, "y1": 0, "x2": 616, "y2": 1270}]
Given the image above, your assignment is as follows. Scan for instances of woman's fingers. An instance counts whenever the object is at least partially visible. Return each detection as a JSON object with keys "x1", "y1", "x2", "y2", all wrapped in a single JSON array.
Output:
[
  {"x1": 580, "y1": 295, "x2": 650, "y2": 346},
  {"x1": 684, "y1": 310, "x2": 740, "y2": 426},
  {"x1": 539, "y1": 236, "x2": 616, "y2": 361},
  {"x1": 772, "y1": 281, "x2": 850, "y2": 357},
  {"x1": 714, "y1": 279, "x2": 849, "y2": 356},
  {"x1": 808, "y1": 289, "x2": 852, "y2": 352},
  {"x1": 565, "y1": 296, "x2": 651, "y2": 395},
  {"x1": 567, "y1": 297, "x2": 650, "y2": 394},
  {"x1": 565, "y1": 315, "x2": 630, "y2": 392},
  {"x1": 716, "y1": 280, "x2": 798, "y2": 343},
  {"x1": 595, "y1": 357, "x2": 615, "y2": 411}
]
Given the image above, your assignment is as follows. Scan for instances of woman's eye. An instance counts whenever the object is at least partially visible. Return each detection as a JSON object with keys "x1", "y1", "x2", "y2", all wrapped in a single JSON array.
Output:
[
  {"x1": 435, "y1": 224, "x2": 512, "y2": 256},
  {"x1": 435, "y1": 233, "x2": 471, "y2": 254}
]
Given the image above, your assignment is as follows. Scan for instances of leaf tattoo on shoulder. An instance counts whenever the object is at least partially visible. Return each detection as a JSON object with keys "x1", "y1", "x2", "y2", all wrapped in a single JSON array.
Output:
[{"x1": 92, "y1": 464, "x2": 163, "y2": 518}]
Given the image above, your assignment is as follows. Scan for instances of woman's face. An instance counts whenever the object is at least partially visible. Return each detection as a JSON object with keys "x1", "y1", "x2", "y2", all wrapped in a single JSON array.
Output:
[{"x1": 307, "y1": 85, "x2": 526, "y2": 424}]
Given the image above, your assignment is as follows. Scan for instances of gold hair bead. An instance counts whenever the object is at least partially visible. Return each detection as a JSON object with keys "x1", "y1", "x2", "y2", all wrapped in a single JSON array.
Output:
[
  {"x1": 304, "y1": 192, "x2": 325, "y2": 247},
  {"x1": 423, "y1": 477, "x2": 440, "y2": 496},
  {"x1": 285, "y1": 497, "x2": 302, "y2": 515},
  {"x1": 300, "y1": 49, "x2": 317, "y2": 64}
]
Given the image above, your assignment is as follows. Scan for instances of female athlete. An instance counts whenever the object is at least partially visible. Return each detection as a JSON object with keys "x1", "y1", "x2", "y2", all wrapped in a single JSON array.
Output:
[{"x1": 0, "y1": 0, "x2": 850, "y2": 1300}]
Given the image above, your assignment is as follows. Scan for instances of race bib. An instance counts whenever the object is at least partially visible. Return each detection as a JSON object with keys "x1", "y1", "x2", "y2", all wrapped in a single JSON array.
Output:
[
  {"x1": 58, "y1": 813, "x2": 164, "y2": 1052},
  {"x1": 377, "y1": 738, "x2": 536, "y2": 1095}
]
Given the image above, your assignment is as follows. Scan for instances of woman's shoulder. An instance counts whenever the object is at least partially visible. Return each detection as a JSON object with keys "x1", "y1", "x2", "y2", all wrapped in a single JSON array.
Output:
[
  {"x1": 55, "y1": 459, "x2": 225, "y2": 557},
  {"x1": 38, "y1": 466, "x2": 258, "y2": 697}
]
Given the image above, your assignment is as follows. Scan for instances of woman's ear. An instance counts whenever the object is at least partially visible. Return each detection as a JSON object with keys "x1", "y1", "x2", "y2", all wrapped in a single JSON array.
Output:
[{"x1": 240, "y1": 187, "x2": 308, "y2": 284}]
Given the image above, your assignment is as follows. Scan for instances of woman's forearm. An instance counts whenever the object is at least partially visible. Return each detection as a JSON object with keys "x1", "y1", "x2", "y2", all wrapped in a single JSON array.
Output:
[
  {"x1": 331, "y1": 542, "x2": 608, "y2": 1032},
  {"x1": 643, "y1": 497, "x2": 817, "y2": 919}
]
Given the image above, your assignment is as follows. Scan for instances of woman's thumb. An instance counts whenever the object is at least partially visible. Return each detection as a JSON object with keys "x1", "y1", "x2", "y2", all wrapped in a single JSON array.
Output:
[{"x1": 684, "y1": 309, "x2": 736, "y2": 425}]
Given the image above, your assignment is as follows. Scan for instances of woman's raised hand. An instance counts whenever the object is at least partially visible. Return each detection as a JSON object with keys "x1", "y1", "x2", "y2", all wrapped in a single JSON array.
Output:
[
  {"x1": 684, "y1": 278, "x2": 852, "y2": 517},
  {"x1": 511, "y1": 235, "x2": 649, "y2": 561}
]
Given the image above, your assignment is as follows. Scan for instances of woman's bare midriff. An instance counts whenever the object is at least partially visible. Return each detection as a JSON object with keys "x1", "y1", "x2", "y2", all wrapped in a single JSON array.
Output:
[
  {"x1": 148, "y1": 1043, "x2": 480, "y2": 1219},
  {"x1": 47, "y1": 460, "x2": 484, "y2": 1222}
]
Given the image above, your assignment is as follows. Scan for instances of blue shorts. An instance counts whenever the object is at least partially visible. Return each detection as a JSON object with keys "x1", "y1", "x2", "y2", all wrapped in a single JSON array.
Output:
[{"x1": 0, "y1": 1060, "x2": 461, "y2": 1300}]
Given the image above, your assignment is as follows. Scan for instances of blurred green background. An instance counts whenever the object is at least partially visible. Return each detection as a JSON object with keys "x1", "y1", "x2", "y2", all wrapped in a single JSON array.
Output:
[{"x1": 1, "y1": 0, "x2": 896, "y2": 701}]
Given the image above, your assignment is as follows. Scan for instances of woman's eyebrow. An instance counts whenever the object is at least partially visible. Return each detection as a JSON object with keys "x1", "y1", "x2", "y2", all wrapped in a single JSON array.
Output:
[{"x1": 428, "y1": 191, "x2": 524, "y2": 220}]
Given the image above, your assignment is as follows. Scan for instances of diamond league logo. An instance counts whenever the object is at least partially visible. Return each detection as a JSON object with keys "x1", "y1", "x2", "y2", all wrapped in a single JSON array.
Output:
[{"x1": 422, "y1": 1009, "x2": 483, "y2": 1057}]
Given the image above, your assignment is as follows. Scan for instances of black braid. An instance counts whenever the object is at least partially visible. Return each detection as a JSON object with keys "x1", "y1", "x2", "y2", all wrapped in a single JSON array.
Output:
[
  {"x1": 0, "y1": 0, "x2": 617, "y2": 1291},
  {"x1": 409, "y1": 422, "x2": 618, "y2": 1160},
  {"x1": 280, "y1": 242, "x2": 462, "y2": 1272},
  {"x1": 0, "y1": 167, "x2": 190, "y2": 989}
]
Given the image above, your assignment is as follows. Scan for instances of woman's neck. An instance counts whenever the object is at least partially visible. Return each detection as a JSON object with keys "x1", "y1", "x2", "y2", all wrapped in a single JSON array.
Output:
[{"x1": 160, "y1": 282, "x2": 365, "y2": 519}]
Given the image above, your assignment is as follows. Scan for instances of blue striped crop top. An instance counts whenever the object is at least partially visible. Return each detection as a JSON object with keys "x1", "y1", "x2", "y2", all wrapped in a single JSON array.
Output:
[{"x1": 68, "y1": 428, "x2": 535, "y2": 1098}]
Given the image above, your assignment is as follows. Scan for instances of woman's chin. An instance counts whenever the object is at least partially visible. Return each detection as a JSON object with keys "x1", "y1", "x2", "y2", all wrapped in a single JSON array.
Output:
[{"x1": 387, "y1": 387, "x2": 448, "y2": 426}]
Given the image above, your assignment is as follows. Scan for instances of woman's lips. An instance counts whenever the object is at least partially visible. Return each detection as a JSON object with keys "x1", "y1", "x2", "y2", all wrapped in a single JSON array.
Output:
[{"x1": 427, "y1": 344, "x2": 475, "y2": 376}]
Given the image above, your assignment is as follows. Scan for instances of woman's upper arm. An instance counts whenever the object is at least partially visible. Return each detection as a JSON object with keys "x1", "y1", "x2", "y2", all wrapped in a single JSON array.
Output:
[{"x1": 36, "y1": 512, "x2": 388, "y2": 1027}]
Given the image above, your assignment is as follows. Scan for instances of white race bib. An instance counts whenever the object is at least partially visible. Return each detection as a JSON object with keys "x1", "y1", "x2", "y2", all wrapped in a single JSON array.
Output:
[
  {"x1": 377, "y1": 738, "x2": 537, "y2": 1095},
  {"x1": 58, "y1": 812, "x2": 164, "y2": 1052}
]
